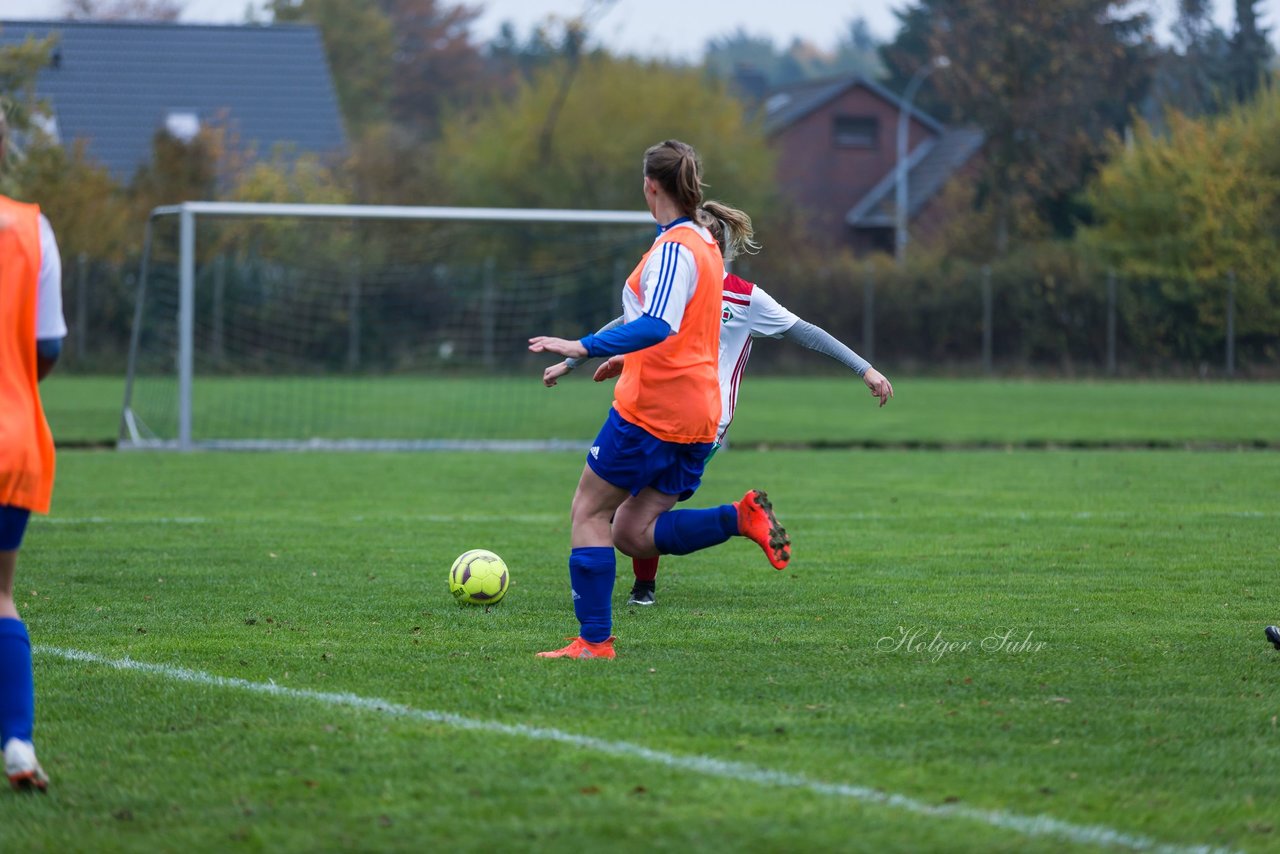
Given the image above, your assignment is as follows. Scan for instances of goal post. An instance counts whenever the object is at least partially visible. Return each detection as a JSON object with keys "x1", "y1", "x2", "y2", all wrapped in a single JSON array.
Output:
[{"x1": 121, "y1": 202, "x2": 656, "y2": 451}]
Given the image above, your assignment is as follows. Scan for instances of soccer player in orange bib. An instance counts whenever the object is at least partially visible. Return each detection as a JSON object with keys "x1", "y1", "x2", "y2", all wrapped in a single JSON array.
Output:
[
  {"x1": 545, "y1": 208, "x2": 893, "y2": 606},
  {"x1": 529, "y1": 140, "x2": 789, "y2": 659},
  {"x1": 0, "y1": 110, "x2": 65, "y2": 791}
]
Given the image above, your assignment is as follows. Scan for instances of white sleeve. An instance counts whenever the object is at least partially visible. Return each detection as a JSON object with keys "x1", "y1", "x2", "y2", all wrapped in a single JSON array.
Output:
[
  {"x1": 36, "y1": 214, "x2": 67, "y2": 340},
  {"x1": 638, "y1": 241, "x2": 697, "y2": 333},
  {"x1": 748, "y1": 285, "x2": 799, "y2": 339}
]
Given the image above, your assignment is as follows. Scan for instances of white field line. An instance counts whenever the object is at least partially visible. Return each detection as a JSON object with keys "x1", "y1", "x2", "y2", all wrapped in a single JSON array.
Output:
[
  {"x1": 39, "y1": 645, "x2": 1235, "y2": 854},
  {"x1": 33, "y1": 511, "x2": 1277, "y2": 527},
  {"x1": 36, "y1": 517, "x2": 208, "y2": 525},
  {"x1": 370, "y1": 511, "x2": 1278, "y2": 523}
]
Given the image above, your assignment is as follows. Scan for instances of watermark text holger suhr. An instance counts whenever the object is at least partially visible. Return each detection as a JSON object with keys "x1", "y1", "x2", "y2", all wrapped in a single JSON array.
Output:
[{"x1": 876, "y1": 626, "x2": 1047, "y2": 662}]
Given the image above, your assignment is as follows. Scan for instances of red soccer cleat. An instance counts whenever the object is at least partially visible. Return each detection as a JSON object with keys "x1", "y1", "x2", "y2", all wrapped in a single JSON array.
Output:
[
  {"x1": 736, "y1": 489, "x2": 790, "y2": 570},
  {"x1": 535, "y1": 636, "x2": 617, "y2": 659}
]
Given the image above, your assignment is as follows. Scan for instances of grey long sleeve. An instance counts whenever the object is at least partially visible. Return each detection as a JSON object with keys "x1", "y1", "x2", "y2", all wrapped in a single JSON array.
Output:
[
  {"x1": 565, "y1": 315, "x2": 625, "y2": 369},
  {"x1": 781, "y1": 320, "x2": 871, "y2": 377}
]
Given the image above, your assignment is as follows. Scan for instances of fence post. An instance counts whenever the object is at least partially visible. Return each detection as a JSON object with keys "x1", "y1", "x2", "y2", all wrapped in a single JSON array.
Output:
[
  {"x1": 481, "y1": 257, "x2": 496, "y2": 367},
  {"x1": 981, "y1": 264, "x2": 993, "y2": 375},
  {"x1": 1106, "y1": 269, "x2": 1117, "y2": 376},
  {"x1": 1225, "y1": 270, "x2": 1236, "y2": 378},
  {"x1": 862, "y1": 261, "x2": 875, "y2": 362},
  {"x1": 212, "y1": 254, "x2": 226, "y2": 365},
  {"x1": 75, "y1": 252, "x2": 88, "y2": 360},
  {"x1": 346, "y1": 261, "x2": 362, "y2": 371}
]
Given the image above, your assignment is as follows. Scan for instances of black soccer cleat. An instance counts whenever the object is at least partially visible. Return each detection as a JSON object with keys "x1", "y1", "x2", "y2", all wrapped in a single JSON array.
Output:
[
  {"x1": 627, "y1": 582, "x2": 655, "y2": 607},
  {"x1": 1266, "y1": 626, "x2": 1280, "y2": 650}
]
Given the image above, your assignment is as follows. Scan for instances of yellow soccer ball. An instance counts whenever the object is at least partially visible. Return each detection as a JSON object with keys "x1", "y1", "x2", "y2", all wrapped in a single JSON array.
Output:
[{"x1": 449, "y1": 549, "x2": 509, "y2": 605}]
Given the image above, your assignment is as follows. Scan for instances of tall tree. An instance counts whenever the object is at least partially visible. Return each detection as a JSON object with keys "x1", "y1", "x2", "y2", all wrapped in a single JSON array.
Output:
[
  {"x1": 0, "y1": 29, "x2": 56, "y2": 163},
  {"x1": 13, "y1": 139, "x2": 130, "y2": 261},
  {"x1": 3, "y1": 31, "x2": 128, "y2": 257},
  {"x1": 268, "y1": 0, "x2": 395, "y2": 133},
  {"x1": 130, "y1": 127, "x2": 222, "y2": 213},
  {"x1": 1085, "y1": 85, "x2": 1280, "y2": 356},
  {"x1": 380, "y1": 0, "x2": 486, "y2": 134},
  {"x1": 1145, "y1": 0, "x2": 1232, "y2": 123},
  {"x1": 269, "y1": 0, "x2": 493, "y2": 138},
  {"x1": 704, "y1": 19, "x2": 882, "y2": 92},
  {"x1": 878, "y1": 2, "x2": 952, "y2": 121},
  {"x1": 704, "y1": 29, "x2": 791, "y2": 88},
  {"x1": 830, "y1": 17, "x2": 884, "y2": 79},
  {"x1": 1172, "y1": 0, "x2": 1214, "y2": 48},
  {"x1": 916, "y1": 0, "x2": 1154, "y2": 251},
  {"x1": 485, "y1": 20, "x2": 571, "y2": 92},
  {"x1": 1229, "y1": 0, "x2": 1272, "y2": 103},
  {"x1": 432, "y1": 54, "x2": 775, "y2": 216}
]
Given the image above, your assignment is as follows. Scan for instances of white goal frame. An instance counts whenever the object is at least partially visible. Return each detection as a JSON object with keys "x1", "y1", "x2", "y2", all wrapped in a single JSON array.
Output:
[{"x1": 121, "y1": 201, "x2": 655, "y2": 451}]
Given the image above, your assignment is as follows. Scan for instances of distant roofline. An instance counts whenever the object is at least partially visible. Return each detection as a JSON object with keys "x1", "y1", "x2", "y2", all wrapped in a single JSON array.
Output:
[
  {"x1": 0, "y1": 17, "x2": 345, "y2": 179},
  {"x1": 0, "y1": 18, "x2": 313, "y2": 31},
  {"x1": 845, "y1": 127, "x2": 986, "y2": 228},
  {"x1": 765, "y1": 74, "x2": 947, "y2": 137}
]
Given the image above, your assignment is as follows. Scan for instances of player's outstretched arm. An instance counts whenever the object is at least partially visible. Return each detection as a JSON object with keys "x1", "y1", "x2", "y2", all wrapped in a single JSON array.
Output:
[
  {"x1": 781, "y1": 319, "x2": 892, "y2": 407},
  {"x1": 543, "y1": 361, "x2": 573, "y2": 387},
  {"x1": 542, "y1": 316, "x2": 626, "y2": 387},
  {"x1": 529, "y1": 336, "x2": 588, "y2": 358}
]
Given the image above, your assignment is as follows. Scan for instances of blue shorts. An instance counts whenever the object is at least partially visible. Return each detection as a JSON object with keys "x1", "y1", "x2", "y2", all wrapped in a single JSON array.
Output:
[
  {"x1": 587, "y1": 408, "x2": 715, "y2": 501},
  {"x1": 0, "y1": 506, "x2": 32, "y2": 551}
]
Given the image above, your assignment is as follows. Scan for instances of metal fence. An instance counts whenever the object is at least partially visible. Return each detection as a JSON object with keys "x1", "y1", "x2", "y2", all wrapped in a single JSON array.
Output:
[{"x1": 60, "y1": 253, "x2": 1277, "y2": 379}]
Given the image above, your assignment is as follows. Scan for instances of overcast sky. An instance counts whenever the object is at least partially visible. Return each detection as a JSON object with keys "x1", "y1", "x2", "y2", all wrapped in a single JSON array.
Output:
[{"x1": 1, "y1": 0, "x2": 1277, "y2": 60}]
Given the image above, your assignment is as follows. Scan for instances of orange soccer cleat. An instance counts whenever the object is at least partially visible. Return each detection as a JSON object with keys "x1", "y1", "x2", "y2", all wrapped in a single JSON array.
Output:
[
  {"x1": 736, "y1": 489, "x2": 791, "y2": 570},
  {"x1": 535, "y1": 636, "x2": 617, "y2": 660},
  {"x1": 4, "y1": 740, "x2": 48, "y2": 793}
]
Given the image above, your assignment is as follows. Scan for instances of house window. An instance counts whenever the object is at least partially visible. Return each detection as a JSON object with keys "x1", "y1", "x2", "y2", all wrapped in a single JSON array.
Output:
[{"x1": 833, "y1": 115, "x2": 878, "y2": 149}]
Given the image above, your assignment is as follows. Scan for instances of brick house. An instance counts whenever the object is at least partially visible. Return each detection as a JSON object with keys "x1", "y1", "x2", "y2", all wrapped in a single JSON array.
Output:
[{"x1": 763, "y1": 75, "x2": 983, "y2": 255}]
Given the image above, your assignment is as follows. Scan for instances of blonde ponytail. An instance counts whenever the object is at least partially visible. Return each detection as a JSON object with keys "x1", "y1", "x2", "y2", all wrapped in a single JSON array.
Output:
[{"x1": 700, "y1": 200, "x2": 759, "y2": 261}]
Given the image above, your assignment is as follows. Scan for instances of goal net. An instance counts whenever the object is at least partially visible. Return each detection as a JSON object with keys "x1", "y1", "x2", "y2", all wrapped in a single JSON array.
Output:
[{"x1": 122, "y1": 203, "x2": 654, "y2": 450}]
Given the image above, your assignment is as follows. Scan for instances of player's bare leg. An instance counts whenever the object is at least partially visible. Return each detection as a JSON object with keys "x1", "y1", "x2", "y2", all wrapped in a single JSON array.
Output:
[
  {"x1": 611, "y1": 487, "x2": 680, "y2": 559},
  {"x1": 569, "y1": 465, "x2": 629, "y2": 548}
]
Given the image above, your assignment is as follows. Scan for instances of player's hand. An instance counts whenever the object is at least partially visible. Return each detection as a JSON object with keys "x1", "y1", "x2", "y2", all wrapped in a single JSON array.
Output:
[
  {"x1": 543, "y1": 361, "x2": 573, "y2": 388},
  {"x1": 593, "y1": 356, "x2": 624, "y2": 382},
  {"x1": 863, "y1": 368, "x2": 894, "y2": 407},
  {"x1": 528, "y1": 336, "x2": 588, "y2": 359}
]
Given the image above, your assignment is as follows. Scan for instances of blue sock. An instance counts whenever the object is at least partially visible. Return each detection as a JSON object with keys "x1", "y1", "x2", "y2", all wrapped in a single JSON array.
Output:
[
  {"x1": 569, "y1": 547, "x2": 616, "y2": 643},
  {"x1": 0, "y1": 618, "x2": 34, "y2": 745},
  {"x1": 653, "y1": 505, "x2": 739, "y2": 555}
]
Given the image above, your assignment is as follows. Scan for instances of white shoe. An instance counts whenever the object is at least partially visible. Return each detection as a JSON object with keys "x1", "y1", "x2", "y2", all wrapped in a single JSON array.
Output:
[{"x1": 4, "y1": 739, "x2": 49, "y2": 792}]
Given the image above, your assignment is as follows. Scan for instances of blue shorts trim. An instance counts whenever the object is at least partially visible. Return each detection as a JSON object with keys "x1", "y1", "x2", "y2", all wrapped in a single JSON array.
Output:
[
  {"x1": 586, "y1": 408, "x2": 715, "y2": 500},
  {"x1": 0, "y1": 506, "x2": 32, "y2": 551}
]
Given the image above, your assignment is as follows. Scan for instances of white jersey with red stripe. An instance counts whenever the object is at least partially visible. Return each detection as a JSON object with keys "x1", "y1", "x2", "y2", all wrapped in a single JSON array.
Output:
[{"x1": 717, "y1": 272, "x2": 799, "y2": 443}]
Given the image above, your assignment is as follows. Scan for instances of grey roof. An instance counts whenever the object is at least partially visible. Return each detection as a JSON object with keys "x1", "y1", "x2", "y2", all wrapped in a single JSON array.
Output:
[
  {"x1": 845, "y1": 127, "x2": 985, "y2": 228},
  {"x1": 763, "y1": 74, "x2": 946, "y2": 137},
  {"x1": 0, "y1": 20, "x2": 346, "y2": 180}
]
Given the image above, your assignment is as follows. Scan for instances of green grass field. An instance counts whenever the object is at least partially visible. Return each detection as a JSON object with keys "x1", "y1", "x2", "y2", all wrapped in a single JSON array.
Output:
[
  {"x1": 2, "y1": 427, "x2": 1279, "y2": 850},
  {"x1": 44, "y1": 375, "x2": 1280, "y2": 447}
]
